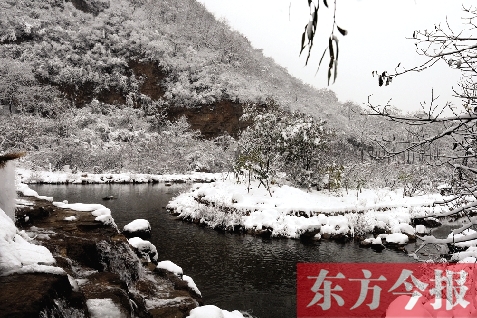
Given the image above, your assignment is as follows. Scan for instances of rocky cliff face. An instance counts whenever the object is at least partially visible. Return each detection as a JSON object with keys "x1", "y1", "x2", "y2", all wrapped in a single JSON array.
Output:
[
  {"x1": 54, "y1": 59, "x2": 246, "y2": 139},
  {"x1": 5, "y1": 196, "x2": 202, "y2": 317},
  {"x1": 69, "y1": 0, "x2": 110, "y2": 16},
  {"x1": 167, "y1": 100, "x2": 247, "y2": 139}
]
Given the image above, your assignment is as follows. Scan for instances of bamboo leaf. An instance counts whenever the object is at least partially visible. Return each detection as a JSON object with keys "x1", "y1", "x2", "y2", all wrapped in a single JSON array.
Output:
[
  {"x1": 333, "y1": 35, "x2": 339, "y2": 60},
  {"x1": 315, "y1": 47, "x2": 328, "y2": 75},
  {"x1": 312, "y1": 5, "x2": 319, "y2": 29},
  {"x1": 306, "y1": 21, "x2": 314, "y2": 40},
  {"x1": 333, "y1": 58, "x2": 338, "y2": 83},
  {"x1": 323, "y1": 0, "x2": 328, "y2": 8},
  {"x1": 337, "y1": 26, "x2": 348, "y2": 36},
  {"x1": 300, "y1": 29, "x2": 306, "y2": 55},
  {"x1": 333, "y1": 37, "x2": 339, "y2": 83},
  {"x1": 328, "y1": 37, "x2": 334, "y2": 85}
]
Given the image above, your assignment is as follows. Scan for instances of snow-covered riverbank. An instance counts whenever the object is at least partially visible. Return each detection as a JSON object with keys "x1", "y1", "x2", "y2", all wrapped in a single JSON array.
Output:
[
  {"x1": 167, "y1": 179, "x2": 449, "y2": 239},
  {"x1": 17, "y1": 168, "x2": 221, "y2": 184}
]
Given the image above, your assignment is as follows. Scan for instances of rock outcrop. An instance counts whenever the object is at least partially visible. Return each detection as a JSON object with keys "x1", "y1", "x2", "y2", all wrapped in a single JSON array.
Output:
[
  {"x1": 69, "y1": 0, "x2": 110, "y2": 16},
  {"x1": 9, "y1": 195, "x2": 202, "y2": 317},
  {"x1": 167, "y1": 100, "x2": 247, "y2": 139}
]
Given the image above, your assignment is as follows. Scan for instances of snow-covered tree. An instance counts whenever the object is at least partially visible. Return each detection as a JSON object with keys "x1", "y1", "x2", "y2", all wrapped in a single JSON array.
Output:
[{"x1": 236, "y1": 102, "x2": 332, "y2": 193}]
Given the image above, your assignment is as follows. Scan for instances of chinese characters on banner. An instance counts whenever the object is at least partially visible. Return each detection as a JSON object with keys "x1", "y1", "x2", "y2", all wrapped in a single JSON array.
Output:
[{"x1": 297, "y1": 263, "x2": 477, "y2": 318}]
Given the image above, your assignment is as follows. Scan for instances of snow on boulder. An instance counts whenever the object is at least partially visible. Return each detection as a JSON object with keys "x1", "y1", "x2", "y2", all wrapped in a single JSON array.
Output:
[
  {"x1": 156, "y1": 260, "x2": 183, "y2": 278},
  {"x1": 385, "y1": 233, "x2": 409, "y2": 245},
  {"x1": 187, "y1": 305, "x2": 244, "y2": 318},
  {"x1": 183, "y1": 274, "x2": 201, "y2": 296},
  {"x1": 320, "y1": 215, "x2": 350, "y2": 238},
  {"x1": 123, "y1": 219, "x2": 151, "y2": 239},
  {"x1": 128, "y1": 237, "x2": 158, "y2": 264},
  {"x1": 448, "y1": 229, "x2": 477, "y2": 248},
  {"x1": 16, "y1": 183, "x2": 53, "y2": 202},
  {"x1": 86, "y1": 298, "x2": 123, "y2": 318},
  {"x1": 415, "y1": 225, "x2": 427, "y2": 235},
  {"x1": 52, "y1": 202, "x2": 118, "y2": 229},
  {"x1": 451, "y1": 246, "x2": 477, "y2": 262},
  {"x1": 391, "y1": 223, "x2": 415, "y2": 236},
  {"x1": 0, "y1": 207, "x2": 63, "y2": 276}
]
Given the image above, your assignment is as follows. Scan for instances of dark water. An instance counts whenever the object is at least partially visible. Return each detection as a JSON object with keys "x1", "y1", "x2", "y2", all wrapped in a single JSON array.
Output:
[{"x1": 29, "y1": 184, "x2": 416, "y2": 318}]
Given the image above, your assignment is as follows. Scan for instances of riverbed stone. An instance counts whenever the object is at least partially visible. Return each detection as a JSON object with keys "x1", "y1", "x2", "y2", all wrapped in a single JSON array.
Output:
[
  {"x1": 123, "y1": 219, "x2": 152, "y2": 239},
  {"x1": 0, "y1": 272, "x2": 87, "y2": 317},
  {"x1": 412, "y1": 217, "x2": 442, "y2": 228}
]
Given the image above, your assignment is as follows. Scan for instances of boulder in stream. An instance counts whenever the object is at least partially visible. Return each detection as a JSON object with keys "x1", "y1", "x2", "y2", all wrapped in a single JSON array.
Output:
[{"x1": 123, "y1": 218, "x2": 151, "y2": 239}]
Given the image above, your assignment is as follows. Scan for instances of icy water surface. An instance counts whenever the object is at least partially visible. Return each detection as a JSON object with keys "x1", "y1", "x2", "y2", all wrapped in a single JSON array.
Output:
[{"x1": 30, "y1": 183, "x2": 415, "y2": 318}]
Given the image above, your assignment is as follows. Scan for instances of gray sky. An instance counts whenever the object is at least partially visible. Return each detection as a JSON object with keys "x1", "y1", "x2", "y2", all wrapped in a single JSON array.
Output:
[{"x1": 200, "y1": 0, "x2": 472, "y2": 113}]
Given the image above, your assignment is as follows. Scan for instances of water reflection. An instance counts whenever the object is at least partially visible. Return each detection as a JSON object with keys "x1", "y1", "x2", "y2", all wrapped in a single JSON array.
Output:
[{"x1": 30, "y1": 184, "x2": 415, "y2": 318}]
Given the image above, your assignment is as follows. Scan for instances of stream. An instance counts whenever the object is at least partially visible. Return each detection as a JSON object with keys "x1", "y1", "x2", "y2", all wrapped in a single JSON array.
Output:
[{"x1": 30, "y1": 183, "x2": 418, "y2": 318}]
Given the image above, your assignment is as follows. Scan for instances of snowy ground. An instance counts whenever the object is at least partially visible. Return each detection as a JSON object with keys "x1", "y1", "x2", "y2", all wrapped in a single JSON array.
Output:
[
  {"x1": 17, "y1": 168, "x2": 221, "y2": 184},
  {"x1": 167, "y1": 178, "x2": 449, "y2": 239}
]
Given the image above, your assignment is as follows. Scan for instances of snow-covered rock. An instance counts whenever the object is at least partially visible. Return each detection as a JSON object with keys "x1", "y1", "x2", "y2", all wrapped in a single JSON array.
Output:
[
  {"x1": 157, "y1": 260, "x2": 183, "y2": 278},
  {"x1": 123, "y1": 219, "x2": 151, "y2": 239},
  {"x1": 52, "y1": 202, "x2": 118, "y2": 230},
  {"x1": 0, "y1": 207, "x2": 63, "y2": 276},
  {"x1": 86, "y1": 298, "x2": 124, "y2": 318},
  {"x1": 385, "y1": 233, "x2": 409, "y2": 245},
  {"x1": 183, "y1": 275, "x2": 201, "y2": 296},
  {"x1": 448, "y1": 229, "x2": 477, "y2": 248},
  {"x1": 391, "y1": 223, "x2": 415, "y2": 236},
  {"x1": 415, "y1": 224, "x2": 427, "y2": 235},
  {"x1": 187, "y1": 305, "x2": 244, "y2": 318},
  {"x1": 128, "y1": 237, "x2": 158, "y2": 264}
]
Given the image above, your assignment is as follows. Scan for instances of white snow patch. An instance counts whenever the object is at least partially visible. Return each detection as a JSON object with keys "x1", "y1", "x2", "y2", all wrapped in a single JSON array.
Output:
[
  {"x1": 187, "y1": 305, "x2": 245, "y2": 318},
  {"x1": 157, "y1": 260, "x2": 183, "y2": 277},
  {"x1": 17, "y1": 168, "x2": 219, "y2": 184},
  {"x1": 391, "y1": 223, "x2": 415, "y2": 235},
  {"x1": 448, "y1": 229, "x2": 477, "y2": 248},
  {"x1": 385, "y1": 233, "x2": 409, "y2": 245},
  {"x1": 168, "y1": 179, "x2": 446, "y2": 239},
  {"x1": 452, "y1": 247, "x2": 477, "y2": 262},
  {"x1": 16, "y1": 183, "x2": 53, "y2": 201},
  {"x1": 123, "y1": 219, "x2": 151, "y2": 233},
  {"x1": 86, "y1": 298, "x2": 124, "y2": 318},
  {"x1": 53, "y1": 202, "x2": 106, "y2": 212},
  {"x1": 0, "y1": 207, "x2": 59, "y2": 276},
  {"x1": 68, "y1": 274, "x2": 80, "y2": 292},
  {"x1": 53, "y1": 202, "x2": 117, "y2": 229},
  {"x1": 183, "y1": 275, "x2": 201, "y2": 296},
  {"x1": 94, "y1": 215, "x2": 116, "y2": 227},
  {"x1": 64, "y1": 216, "x2": 77, "y2": 221},
  {"x1": 416, "y1": 225, "x2": 427, "y2": 234},
  {"x1": 128, "y1": 237, "x2": 158, "y2": 263},
  {"x1": 91, "y1": 207, "x2": 112, "y2": 217}
]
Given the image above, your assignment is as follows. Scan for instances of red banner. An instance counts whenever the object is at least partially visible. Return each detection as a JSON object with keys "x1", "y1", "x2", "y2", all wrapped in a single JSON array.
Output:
[{"x1": 297, "y1": 263, "x2": 477, "y2": 318}]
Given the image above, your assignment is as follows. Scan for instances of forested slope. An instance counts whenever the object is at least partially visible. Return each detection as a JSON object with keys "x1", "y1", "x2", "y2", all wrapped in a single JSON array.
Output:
[
  {"x1": 0, "y1": 0, "x2": 428, "y2": 181},
  {"x1": 0, "y1": 0, "x2": 343, "y2": 118}
]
